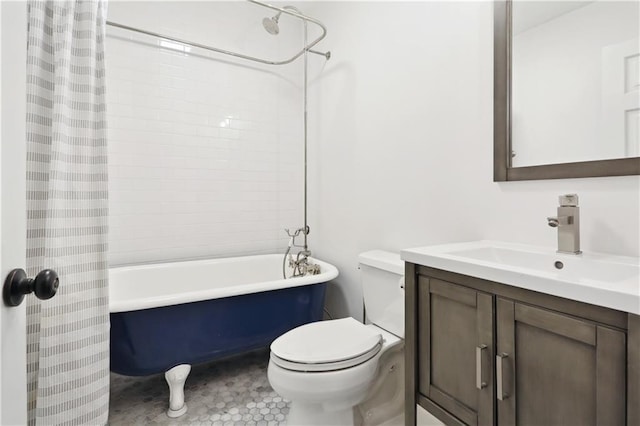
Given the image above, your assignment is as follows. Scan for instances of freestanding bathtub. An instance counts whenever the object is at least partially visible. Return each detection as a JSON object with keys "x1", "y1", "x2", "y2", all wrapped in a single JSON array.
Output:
[{"x1": 109, "y1": 254, "x2": 338, "y2": 417}]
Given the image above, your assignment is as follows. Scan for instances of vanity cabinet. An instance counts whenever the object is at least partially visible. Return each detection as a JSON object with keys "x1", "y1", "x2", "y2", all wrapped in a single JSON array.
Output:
[
  {"x1": 495, "y1": 298, "x2": 625, "y2": 426},
  {"x1": 405, "y1": 264, "x2": 639, "y2": 426},
  {"x1": 417, "y1": 277, "x2": 494, "y2": 426}
]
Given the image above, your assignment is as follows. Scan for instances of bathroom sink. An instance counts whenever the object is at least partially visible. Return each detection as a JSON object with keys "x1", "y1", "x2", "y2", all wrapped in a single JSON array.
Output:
[{"x1": 401, "y1": 241, "x2": 640, "y2": 314}]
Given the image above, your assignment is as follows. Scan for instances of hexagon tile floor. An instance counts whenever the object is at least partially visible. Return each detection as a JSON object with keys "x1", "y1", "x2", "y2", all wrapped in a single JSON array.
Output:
[{"x1": 109, "y1": 349, "x2": 289, "y2": 426}]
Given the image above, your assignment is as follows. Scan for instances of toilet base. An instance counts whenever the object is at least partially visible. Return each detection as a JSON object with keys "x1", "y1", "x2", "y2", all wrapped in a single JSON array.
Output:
[
  {"x1": 288, "y1": 402, "x2": 354, "y2": 426},
  {"x1": 355, "y1": 342, "x2": 404, "y2": 425}
]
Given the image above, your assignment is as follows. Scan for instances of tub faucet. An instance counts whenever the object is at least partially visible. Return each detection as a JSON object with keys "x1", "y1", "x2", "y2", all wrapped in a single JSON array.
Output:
[
  {"x1": 547, "y1": 194, "x2": 581, "y2": 254},
  {"x1": 283, "y1": 227, "x2": 321, "y2": 278}
]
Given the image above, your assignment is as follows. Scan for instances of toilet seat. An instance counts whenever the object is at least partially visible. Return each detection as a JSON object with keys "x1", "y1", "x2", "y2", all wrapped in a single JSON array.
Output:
[{"x1": 270, "y1": 317, "x2": 382, "y2": 372}]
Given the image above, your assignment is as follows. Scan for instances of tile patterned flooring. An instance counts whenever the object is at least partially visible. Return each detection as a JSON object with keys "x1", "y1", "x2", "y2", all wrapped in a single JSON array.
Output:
[{"x1": 109, "y1": 349, "x2": 289, "y2": 426}]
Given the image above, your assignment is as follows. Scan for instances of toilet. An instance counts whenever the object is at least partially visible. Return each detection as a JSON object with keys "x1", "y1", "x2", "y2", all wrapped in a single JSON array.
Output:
[{"x1": 268, "y1": 250, "x2": 405, "y2": 426}]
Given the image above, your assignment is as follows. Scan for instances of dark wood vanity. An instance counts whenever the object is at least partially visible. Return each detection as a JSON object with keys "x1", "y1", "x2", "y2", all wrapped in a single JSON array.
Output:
[{"x1": 405, "y1": 262, "x2": 640, "y2": 426}]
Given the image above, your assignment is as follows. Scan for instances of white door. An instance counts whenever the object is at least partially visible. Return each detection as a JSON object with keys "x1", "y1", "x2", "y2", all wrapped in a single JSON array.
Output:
[
  {"x1": 0, "y1": 1, "x2": 28, "y2": 424},
  {"x1": 602, "y1": 38, "x2": 640, "y2": 157}
]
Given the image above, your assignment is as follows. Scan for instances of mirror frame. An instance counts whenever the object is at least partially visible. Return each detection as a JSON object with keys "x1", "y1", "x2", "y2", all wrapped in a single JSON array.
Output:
[{"x1": 493, "y1": 0, "x2": 640, "y2": 181}]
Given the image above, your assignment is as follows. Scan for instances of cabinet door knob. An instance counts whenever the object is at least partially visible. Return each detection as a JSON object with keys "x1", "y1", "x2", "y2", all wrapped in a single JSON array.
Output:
[
  {"x1": 476, "y1": 344, "x2": 488, "y2": 389},
  {"x1": 497, "y1": 353, "x2": 509, "y2": 401},
  {"x1": 3, "y1": 268, "x2": 59, "y2": 307}
]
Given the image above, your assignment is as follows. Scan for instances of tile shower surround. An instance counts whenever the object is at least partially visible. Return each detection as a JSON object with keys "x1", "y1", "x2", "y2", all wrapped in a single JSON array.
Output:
[{"x1": 106, "y1": 19, "x2": 305, "y2": 266}]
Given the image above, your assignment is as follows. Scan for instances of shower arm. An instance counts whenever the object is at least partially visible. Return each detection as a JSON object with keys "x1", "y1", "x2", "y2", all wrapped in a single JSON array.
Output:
[{"x1": 105, "y1": 1, "x2": 330, "y2": 65}]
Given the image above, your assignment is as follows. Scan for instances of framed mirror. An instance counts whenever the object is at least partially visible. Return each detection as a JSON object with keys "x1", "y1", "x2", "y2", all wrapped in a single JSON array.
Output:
[{"x1": 494, "y1": 0, "x2": 640, "y2": 181}]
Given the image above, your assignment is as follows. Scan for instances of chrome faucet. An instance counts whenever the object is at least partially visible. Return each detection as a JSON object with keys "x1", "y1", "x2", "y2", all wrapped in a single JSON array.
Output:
[
  {"x1": 283, "y1": 227, "x2": 321, "y2": 278},
  {"x1": 547, "y1": 194, "x2": 581, "y2": 254}
]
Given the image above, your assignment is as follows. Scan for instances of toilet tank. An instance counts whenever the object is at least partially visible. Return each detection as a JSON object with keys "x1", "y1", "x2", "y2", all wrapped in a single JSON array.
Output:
[{"x1": 359, "y1": 250, "x2": 404, "y2": 338}]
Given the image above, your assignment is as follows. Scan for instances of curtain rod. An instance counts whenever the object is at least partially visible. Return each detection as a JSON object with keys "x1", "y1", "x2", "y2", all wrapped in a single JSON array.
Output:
[{"x1": 105, "y1": 1, "x2": 330, "y2": 65}]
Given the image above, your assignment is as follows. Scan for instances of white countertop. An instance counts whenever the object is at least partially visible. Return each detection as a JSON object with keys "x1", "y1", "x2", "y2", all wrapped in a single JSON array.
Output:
[{"x1": 401, "y1": 240, "x2": 640, "y2": 315}]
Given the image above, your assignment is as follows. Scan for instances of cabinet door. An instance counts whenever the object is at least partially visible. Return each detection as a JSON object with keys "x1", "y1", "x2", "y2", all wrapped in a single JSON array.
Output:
[
  {"x1": 496, "y1": 298, "x2": 626, "y2": 426},
  {"x1": 418, "y1": 277, "x2": 494, "y2": 426}
]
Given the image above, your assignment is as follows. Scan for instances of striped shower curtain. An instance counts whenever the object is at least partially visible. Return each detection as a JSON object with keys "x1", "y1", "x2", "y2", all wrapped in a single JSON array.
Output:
[{"x1": 25, "y1": 1, "x2": 110, "y2": 424}]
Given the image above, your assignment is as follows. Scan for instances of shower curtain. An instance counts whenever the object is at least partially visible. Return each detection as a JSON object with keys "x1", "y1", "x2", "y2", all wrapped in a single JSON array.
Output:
[{"x1": 25, "y1": 1, "x2": 110, "y2": 424}]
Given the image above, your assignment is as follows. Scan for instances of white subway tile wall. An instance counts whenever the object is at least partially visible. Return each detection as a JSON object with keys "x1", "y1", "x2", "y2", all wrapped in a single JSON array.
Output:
[{"x1": 106, "y1": 3, "x2": 304, "y2": 265}]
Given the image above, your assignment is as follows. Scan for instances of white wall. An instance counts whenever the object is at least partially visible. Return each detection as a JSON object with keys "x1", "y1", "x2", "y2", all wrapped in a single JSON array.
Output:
[
  {"x1": 304, "y1": 2, "x2": 640, "y2": 320},
  {"x1": 104, "y1": 1, "x2": 639, "y2": 320},
  {"x1": 106, "y1": 2, "x2": 305, "y2": 265},
  {"x1": 512, "y1": 1, "x2": 639, "y2": 166}
]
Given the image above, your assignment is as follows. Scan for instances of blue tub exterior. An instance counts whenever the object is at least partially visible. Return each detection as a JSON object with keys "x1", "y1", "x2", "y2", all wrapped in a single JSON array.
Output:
[{"x1": 110, "y1": 283, "x2": 326, "y2": 376}]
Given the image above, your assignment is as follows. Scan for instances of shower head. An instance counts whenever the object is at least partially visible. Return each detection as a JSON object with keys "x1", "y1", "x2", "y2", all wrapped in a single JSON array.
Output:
[
  {"x1": 262, "y1": 6, "x2": 303, "y2": 36},
  {"x1": 262, "y1": 14, "x2": 280, "y2": 35}
]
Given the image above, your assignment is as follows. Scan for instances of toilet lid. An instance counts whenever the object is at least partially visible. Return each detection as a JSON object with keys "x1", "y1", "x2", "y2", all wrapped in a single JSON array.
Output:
[{"x1": 270, "y1": 318, "x2": 382, "y2": 371}]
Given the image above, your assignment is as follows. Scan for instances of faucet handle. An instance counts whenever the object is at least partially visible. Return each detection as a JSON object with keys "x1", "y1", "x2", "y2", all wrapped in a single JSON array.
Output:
[
  {"x1": 559, "y1": 194, "x2": 579, "y2": 207},
  {"x1": 547, "y1": 216, "x2": 572, "y2": 227}
]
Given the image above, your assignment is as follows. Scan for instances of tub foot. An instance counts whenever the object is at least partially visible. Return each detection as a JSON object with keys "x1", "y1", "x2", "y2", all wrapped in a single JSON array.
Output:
[{"x1": 165, "y1": 364, "x2": 191, "y2": 418}]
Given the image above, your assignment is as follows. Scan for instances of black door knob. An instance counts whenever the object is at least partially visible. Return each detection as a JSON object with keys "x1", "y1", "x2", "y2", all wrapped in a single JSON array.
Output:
[{"x1": 3, "y1": 268, "x2": 59, "y2": 307}]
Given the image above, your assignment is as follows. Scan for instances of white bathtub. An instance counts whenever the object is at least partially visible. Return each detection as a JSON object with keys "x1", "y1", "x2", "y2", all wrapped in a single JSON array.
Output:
[
  {"x1": 109, "y1": 254, "x2": 339, "y2": 313},
  {"x1": 109, "y1": 253, "x2": 338, "y2": 417},
  {"x1": 109, "y1": 253, "x2": 338, "y2": 377}
]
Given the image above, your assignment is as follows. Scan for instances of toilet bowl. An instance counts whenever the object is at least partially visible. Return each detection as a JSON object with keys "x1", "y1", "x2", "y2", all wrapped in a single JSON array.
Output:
[
  {"x1": 268, "y1": 250, "x2": 405, "y2": 426},
  {"x1": 268, "y1": 319, "x2": 401, "y2": 425}
]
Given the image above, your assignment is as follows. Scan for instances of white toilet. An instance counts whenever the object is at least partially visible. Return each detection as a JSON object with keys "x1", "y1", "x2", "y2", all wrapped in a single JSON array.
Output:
[{"x1": 268, "y1": 250, "x2": 405, "y2": 426}]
